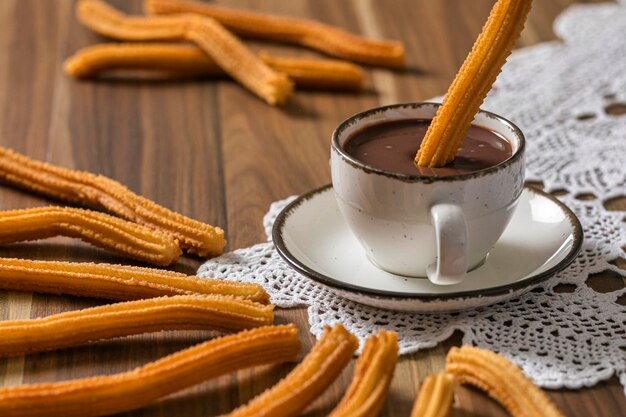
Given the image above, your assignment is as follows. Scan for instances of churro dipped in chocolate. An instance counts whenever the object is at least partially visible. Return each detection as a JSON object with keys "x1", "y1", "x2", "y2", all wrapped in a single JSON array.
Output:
[
  {"x1": 329, "y1": 330, "x2": 398, "y2": 417},
  {"x1": 0, "y1": 146, "x2": 224, "y2": 257},
  {"x1": 0, "y1": 324, "x2": 300, "y2": 417},
  {"x1": 0, "y1": 257, "x2": 269, "y2": 304},
  {"x1": 144, "y1": 0, "x2": 405, "y2": 68},
  {"x1": 76, "y1": 0, "x2": 293, "y2": 105},
  {"x1": 410, "y1": 372, "x2": 456, "y2": 417},
  {"x1": 225, "y1": 324, "x2": 358, "y2": 417},
  {"x1": 0, "y1": 206, "x2": 181, "y2": 266},
  {"x1": 64, "y1": 43, "x2": 364, "y2": 90},
  {"x1": 416, "y1": 0, "x2": 532, "y2": 167},
  {"x1": 0, "y1": 295, "x2": 273, "y2": 356},
  {"x1": 446, "y1": 346, "x2": 565, "y2": 417}
]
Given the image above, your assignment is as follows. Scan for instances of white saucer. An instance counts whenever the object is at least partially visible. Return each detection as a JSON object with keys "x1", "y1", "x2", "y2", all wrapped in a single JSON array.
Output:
[{"x1": 273, "y1": 185, "x2": 582, "y2": 312}]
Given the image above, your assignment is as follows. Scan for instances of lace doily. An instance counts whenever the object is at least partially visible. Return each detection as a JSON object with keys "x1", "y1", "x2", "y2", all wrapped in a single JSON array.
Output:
[{"x1": 200, "y1": 2, "x2": 626, "y2": 392}]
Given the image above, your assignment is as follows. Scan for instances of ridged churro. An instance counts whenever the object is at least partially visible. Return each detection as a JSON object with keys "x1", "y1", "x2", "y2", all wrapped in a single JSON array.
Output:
[
  {"x1": 0, "y1": 146, "x2": 225, "y2": 257},
  {"x1": 0, "y1": 295, "x2": 273, "y2": 356},
  {"x1": 76, "y1": 0, "x2": 293, "y2": 105},
  {"x1": 257, "y1": 52, "x2": 363, "y2": 90},
  {"x1": 446, "y1": 346, "x2": 565, "y2": 417},
  {"x1": 144, "y1": 0, "x2": 405, "y2": 68},
  {"x1": 64, "y1": 43, "x2": 222, "y2": 77},
  {"x1": 415, "y1": 0, "x2": 532, "y2": 167},
  {"x1": 63, "y1": 43, "x2": 364, "y2": 90},
  {"x1": 329, "y1": 330, "x2": 398, "y2": 417},
  {"x1": 225, "y1": 324, "x2": 358, "y2": 417},
  {"x1": 0, "y1": 257, "x2": 269, "y2": 304},
  {"x1": 410, "y1": 372, "x2": 456, "y2": 417},
  {"x1": 0, "y1": 206, "x2": 181, "y2": 266},
  {"x1": 0, "y1": 324, "x2": 301, "y2": 417}
]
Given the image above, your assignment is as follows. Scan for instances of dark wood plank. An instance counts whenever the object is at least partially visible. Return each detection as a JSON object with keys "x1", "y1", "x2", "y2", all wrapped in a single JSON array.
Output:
[{"x1": 0, "y1": 1, "x2": 623, "y2": 416}]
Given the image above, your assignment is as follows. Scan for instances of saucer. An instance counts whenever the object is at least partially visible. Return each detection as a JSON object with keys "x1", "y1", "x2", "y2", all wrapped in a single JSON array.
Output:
[{"x1": 272, "y1": 185, "x2": 583, "y2": 312}]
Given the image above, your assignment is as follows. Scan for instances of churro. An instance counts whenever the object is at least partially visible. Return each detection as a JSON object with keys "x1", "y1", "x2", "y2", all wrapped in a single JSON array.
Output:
[
  {"x1": 225, "y1": 324, "x2": 358, "y2": 417},
  {"x1": 446, "y1": 346, "x2": 565, "y2": 417},
  {"x1": 0, "y1": 324, "x2": 300, "y2": 417},
  {"x1": 64, "y1": 43, "x2": 364, "y2": 90},
  {"x1": 410, "y1": 372, "x2": 456, "y2": 417},
  {"x1": 329, "y1": 330, "x2": 398, "y2": 417},
  {"x1": 64, "y1": 43, "x2": 223, "y2": 77},
  {"x1": 0, "y1": 206, "x2": 181, "y2": 266},
  {"x1": 416, "y1": 0, "x2": 532, "y2": 167},
  {"x1": 0, "y1": 295, "x2": 273, "y2": 356},
  {"x1": 0, "y1": 146, "x2": 225, "y2": 257},
  {"x1": 0, "y1": 257, "x2": 269, "y2": 304},
  {"x1": 144, "y1": 0, "x2": 405, "y2": 68},
  {"x1": 76, "y1": 0, "x2": 293, "y2": 105},
  {"x1": 257, "y1": 52, "x2": 363, "y2": 90}
]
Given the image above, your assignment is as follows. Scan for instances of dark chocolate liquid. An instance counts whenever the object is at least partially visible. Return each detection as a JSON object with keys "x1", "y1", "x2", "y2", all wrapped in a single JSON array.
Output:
[{"x1": 344, "y1": 119, "x2": 513, "y2": 176}]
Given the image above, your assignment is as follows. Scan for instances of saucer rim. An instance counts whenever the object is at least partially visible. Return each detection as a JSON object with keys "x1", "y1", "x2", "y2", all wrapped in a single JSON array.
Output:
[{"x1": 272, "y1": 184, "x2": 583, "y2": 301}]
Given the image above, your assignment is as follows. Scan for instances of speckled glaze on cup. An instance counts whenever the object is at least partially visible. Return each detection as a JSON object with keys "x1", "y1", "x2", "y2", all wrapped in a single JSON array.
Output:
[{"x1": 331, "y1": 103, "x2": 525, "y2": 285}]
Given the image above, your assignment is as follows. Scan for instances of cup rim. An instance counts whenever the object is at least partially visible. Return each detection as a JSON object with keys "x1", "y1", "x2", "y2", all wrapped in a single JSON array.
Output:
[{"x1": 331, "y1": 102, "x2": 525, "y2": 183}]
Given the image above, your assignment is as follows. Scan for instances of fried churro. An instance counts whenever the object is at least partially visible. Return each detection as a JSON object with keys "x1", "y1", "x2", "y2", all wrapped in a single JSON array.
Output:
[
  {"x1": 329, "y1": 330, "x2": 398, "y2": 417},
  {"x1": 144, "y1": 0, "x2": 405, "y2": 68},
  {"x1": 0, "y1": 206, "x2": 181, "y2": 266},
  {"x1": 410, "y1": 372, "x2": 456, "y2": 417},
  {"x1": 64, "y1": 43, "x2": 222, "y2": 77},
  {"x1": 446, "y1": 346, "x2": 565, "y2": 417},
  {"x1": 63, "y1": 43, "x2": 364, "y2": 90},
  {"x1": 0, "y1": 146, "x2": 225, "y2": 257},
  {"x1": 0, "y1": 324, "x2": 300, "y2": 417},
  {"x1": 225, "y1": 324, "x2": 358, "y2": 417},
  {"x1": 416, "y1": 0, "x2": 532, "y2": 167},
  {"x1": 257, "y1": 52, "x2": 363, "y2": 90},
  {"x1": 0, "y1": 295, "x2": 273, "y2": 356},
  {"x1": 76, "y1": 0, "x2": 293, "y2": 104},
  {"x1": 0, "y1": 257, "x2": 269, "y2": 304}
]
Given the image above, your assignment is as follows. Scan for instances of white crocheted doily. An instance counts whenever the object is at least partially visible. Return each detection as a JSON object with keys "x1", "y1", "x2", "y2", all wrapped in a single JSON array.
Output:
[{"x1": 200, "y1": 2, "x2": 626, "y2": 392}]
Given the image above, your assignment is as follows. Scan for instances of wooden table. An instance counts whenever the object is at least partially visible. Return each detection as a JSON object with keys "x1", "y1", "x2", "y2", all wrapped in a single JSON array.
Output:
[{"x1": 0, "y1": 0, "x2": 624, "y2": 416}]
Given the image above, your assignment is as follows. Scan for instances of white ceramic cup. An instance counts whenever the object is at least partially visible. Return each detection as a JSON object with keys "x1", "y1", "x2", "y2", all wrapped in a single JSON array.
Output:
[{"x1": 331, "y1": 103, "x2": 525, "y2": 285}]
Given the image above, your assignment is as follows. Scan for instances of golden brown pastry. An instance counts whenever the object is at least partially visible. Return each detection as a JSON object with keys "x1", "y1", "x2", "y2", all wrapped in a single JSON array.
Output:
[
  {"x1": 0, "y1": 324, "x2": 301, "y2": 417},
  {"x1": 257, "y1": 52, "x2": 364, "y2": 90},
  {"x1": 76, "y1": 0, "x2": 293, "y2": 105},
  {"x1": 0, "y1": 295, "x2": 273, "y2": 356},
  {"x1": 328, "y1": 330, "x2": 398, "y2": 417},
  {"x1": 144, "y1": 0, "x2": 405, "y2": 68},
  {"x1": 410, "y1": 372, "x2": 456, "y2": 417},
  {"x1": 0, "y1": 206, "x2": 181, "y2": 266},
  {"x1": 0, "y1": 257, "x2": 269, "y2": 303},
  {"x1": 416, "y1": 0, "x2": 533, "y2": 167},
  {"x1": 446, "y1": 346, "x2": 565, "y2": 417},
  {"x1": 64, "y1": 43, "x2": 364, "y2": 90},
  {"x1": 0, "y1": 146, "x2": 225, "y2": 257},
  {"x1": 225, "y1": 324, "x2": 358, "y2": 417}
]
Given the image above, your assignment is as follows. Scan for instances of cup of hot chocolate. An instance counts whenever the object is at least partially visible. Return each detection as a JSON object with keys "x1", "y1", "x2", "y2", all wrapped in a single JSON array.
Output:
[{"x1": 331, "y1": 102, "x2": 525, "y2": 285}]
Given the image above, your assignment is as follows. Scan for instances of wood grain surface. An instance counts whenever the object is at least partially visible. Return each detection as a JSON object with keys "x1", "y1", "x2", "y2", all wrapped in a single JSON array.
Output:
[{"x1": 0, "y1": 0, "x2": 624, "y2": 416}]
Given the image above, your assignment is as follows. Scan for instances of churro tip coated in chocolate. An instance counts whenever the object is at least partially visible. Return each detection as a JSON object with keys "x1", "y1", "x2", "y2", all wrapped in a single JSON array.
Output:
[{"x1": 416, "y1": 0, "x2": 533, "y2": 167}]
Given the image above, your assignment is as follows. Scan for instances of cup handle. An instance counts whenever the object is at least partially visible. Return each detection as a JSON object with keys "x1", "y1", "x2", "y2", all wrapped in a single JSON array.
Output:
[{"x1": 426, "y1": 203, "x2": 468, "y2": 285}]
